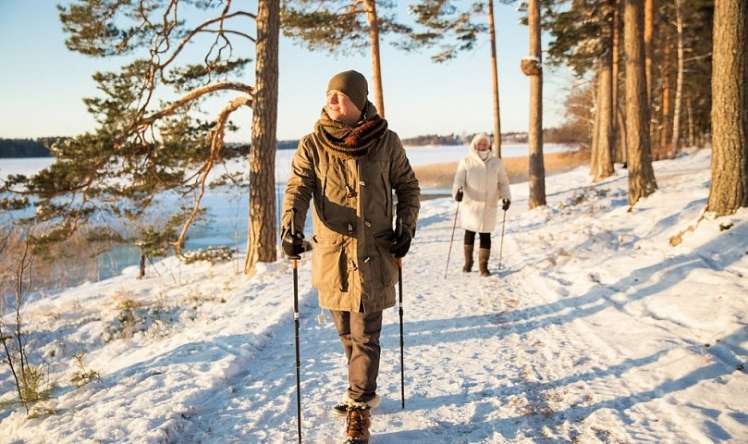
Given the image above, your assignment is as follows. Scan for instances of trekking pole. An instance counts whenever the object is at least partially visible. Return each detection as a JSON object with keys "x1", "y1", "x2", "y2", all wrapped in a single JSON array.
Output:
[
  {"x1": 497, "y1": 209, "x2": 507, "y2": 270},
  {"x1": 290, "y1": 209, "x2": 302, "y2": 444},
  {"x1": 444, "y1": 199, "x2": 461, "y2": 279},
  {"x1": 397, "y1": 257, "x2": 405, "y2": 409}
]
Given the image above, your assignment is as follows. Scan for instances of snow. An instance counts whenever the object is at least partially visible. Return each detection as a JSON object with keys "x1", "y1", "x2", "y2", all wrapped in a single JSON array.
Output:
[{"x1": 1, "y1": 148, "x2": 747, "y2": 443}]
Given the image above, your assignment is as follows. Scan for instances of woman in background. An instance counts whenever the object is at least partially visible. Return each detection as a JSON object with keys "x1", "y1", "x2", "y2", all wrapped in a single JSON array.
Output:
[{"x1": 452, "y1": 133, "x2": 511, "y2": 276}]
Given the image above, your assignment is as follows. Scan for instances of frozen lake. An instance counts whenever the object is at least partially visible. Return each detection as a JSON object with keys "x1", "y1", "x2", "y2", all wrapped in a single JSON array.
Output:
[
  {"x1": 1, "y1": 142, "x2": 574, "y2": 183},
  {"x1": 0, "y1": 143, "x2": 574, "y2": 282}
]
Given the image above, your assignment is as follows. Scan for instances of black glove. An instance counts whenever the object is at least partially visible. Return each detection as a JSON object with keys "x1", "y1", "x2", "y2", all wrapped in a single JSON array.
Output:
[
  {"x1": 281, "y1": 226, "x2": 305, "y2": 258},
  {"x1": 502, "y1": 199, "x2": 511, "y2": 211},
  {"x1": 455, "y1": 188, "x2": 463, "y2": 202},
  {"x1": 390, "y1": 220, "x2": 413, "y2": 259}
]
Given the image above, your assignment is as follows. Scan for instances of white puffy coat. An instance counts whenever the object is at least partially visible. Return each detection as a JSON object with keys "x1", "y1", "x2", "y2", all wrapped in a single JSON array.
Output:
[{"x1": 451, "y1": 147, "x2": 511, "y2": 233}]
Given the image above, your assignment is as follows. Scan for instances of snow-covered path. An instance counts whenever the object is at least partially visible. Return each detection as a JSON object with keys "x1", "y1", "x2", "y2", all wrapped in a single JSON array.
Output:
[
  {"x1": 171, "y1": 150, "x2": 747, "y2": 443},
  {"x1": 1, "y1": 149, "x2": 746, "y2": 443}
]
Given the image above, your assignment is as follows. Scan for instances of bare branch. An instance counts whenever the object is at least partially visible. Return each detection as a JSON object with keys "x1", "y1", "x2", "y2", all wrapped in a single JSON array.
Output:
[
  {"x1": 205, "y1": 0, "x2": 235, "y2": 74},
  {"x1": 159, "y1": 10, "x2": 256, "y2": 70},
  {"x1": 139, "y1": 81, "x2": 253, "y2": 127},
  {"x1": 174, "y1": 95, "x2": 252, "y2": 254},
  {"x1": 197, "y1": 29, "x2": 256, "y2": 42}
]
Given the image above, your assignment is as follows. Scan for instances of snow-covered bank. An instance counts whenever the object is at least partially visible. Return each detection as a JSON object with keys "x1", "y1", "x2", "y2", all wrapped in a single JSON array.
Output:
[{"x1": 1, "y1": 148, "x2": 746, "y2": 443}]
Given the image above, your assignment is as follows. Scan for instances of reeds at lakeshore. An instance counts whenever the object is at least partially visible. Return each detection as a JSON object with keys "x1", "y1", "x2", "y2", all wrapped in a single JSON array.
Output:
[{"x1": 413, "y1": 147, "x2": 591, "y2": 189}]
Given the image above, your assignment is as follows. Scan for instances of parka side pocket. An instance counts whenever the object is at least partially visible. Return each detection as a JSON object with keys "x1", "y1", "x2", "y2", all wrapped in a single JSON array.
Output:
[
  {"x1": 311, "y1": 235, "x2": 345, "y2": 292},
  {"x1": 373, "y1": 242, "x2": 399, "y2": 289}
]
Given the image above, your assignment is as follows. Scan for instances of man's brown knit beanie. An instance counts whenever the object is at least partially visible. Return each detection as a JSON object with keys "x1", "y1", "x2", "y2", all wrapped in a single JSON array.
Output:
[{"x1": 327, "y1": 70, "x2": 368, "y2": 111}]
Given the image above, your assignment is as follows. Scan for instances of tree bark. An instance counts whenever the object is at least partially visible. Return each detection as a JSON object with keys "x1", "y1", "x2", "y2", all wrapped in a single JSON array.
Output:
[
  {"x1": 364, "y1": 0, "x2": 385, "y2": 118},
  {"x1": 671, "y1": 0, "x2": 685, "y2": 157},
  {"x1": 617, "y1": 101, "x2": 628, "y2": 165},
  {"x1": 487, "y1": 0, "x2": 502, "y2": 158},
  {"x1": 612, "y1": 0, "x2": 622, "y2": 163},
  {"x1": 707, "y1": 0, "x2": 748, "y2": 215},
  {"x1": 687, "y1": 93, "x2": 695, "y2": 148},
  {"x1": 592, "y1": 50, "x2": 615, "y2": 181},
  {"x1": 245, "y1": 0, "x2": 280, "y2": 275},
  {"x1": 644, "y1": 0, "x2": 655, "y2": 103},
  {"x1": 624, "y1": 0, "x2": 658, "y2": 206},
  {"x1": 527, "y1": 0, "x2": 546, "y2": 208},
  {"x1": 591, "y1": 73, "x2": 601, "y2": 170},
  {"x1": 657, "y1": 42, "x2": 672, "y2": 159}
]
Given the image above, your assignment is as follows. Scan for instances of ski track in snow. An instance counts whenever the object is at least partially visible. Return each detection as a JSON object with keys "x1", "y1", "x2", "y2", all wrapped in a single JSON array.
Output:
[
  {"x1": 169, "y1": 152, "x2": 745, "y2": 443},
  {"x1": 1, "y1": 149, "x2": 747, "y2": 443}
]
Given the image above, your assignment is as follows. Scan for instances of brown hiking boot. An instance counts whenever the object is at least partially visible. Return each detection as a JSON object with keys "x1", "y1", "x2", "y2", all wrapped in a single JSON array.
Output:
[
  {"x1": 462, "y1": 244, "x2": 474, "y2": 272},
  {"x1": 343, "y1": 405, "x2": 371, "y2": 443},
  {"x1": 479, "y1": 248, "x2": 491, "y2": 277}
]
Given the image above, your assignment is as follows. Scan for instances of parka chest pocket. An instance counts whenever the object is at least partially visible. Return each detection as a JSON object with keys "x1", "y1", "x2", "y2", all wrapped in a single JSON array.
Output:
[
  {"x1": 362, "y1": 160, "x2": 392, "y2": 222},
  {"x1": 311, "y1": 235, "x2": 350, "y2": 292}
]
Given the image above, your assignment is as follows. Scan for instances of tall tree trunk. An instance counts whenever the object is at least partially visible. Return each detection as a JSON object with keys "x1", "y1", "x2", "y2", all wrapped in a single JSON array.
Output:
[
  {"x1": 245, "y1": 0, "x2": 280, "y2": 275},
  {"x1": 657, "y1": 43, "x2": 672, "y2": 159},
  {"x1": 592, "y1": 48, "x2": 615, "y2": 181},
  {"x1": 687, "y1": 93, "x2": 695, "y2": 148},
  {"x1": 617, "y1": 101, "x2": 628, "y2": 165},
  {"x1": 487, "y1": 0, "x2": 502, "y2": 158},
  {"x1": 707, "y1": 0, "x2": 748, "y2": 215},
  {"x1": 364, "y1": 0, "x2": 385, "y2": 118},
  {"x1": 671, "y1": 0, "x2": 685, "y2": 157},
  {"x1": 527, "y1": 0, "x2": 546, "y2": 208},
  {"x1": 624, "y1": 0, "x2": 658, "y2": 206},
  {"x1": 591, "y1": 73, "x2": 601, "y2": 172},
  {"x1": 612, "y1": 0, "x2": 622, "y2": 163},
  {"x1": 644, "y1": 0, "x2": 655, "y2": 103}
]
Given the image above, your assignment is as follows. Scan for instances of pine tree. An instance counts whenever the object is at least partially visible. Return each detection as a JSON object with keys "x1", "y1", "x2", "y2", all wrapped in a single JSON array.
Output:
[
  {"x1": 546, "y1": 0, "x2": 616, "y2": 181},
  {"x1": 644, "y1": 0, "x2": 714, "y2": 158},
  {"x1": 245, "y1": 0, "x2": 280, "y2": 275},
  {"x1": 1, "y1": 1, "x2": 278, "y2": 271},
  {"x1": 624, "y1": 0, "x2": 658, "y2": 206},
  {"x1": 526, "y1": 0, "x2": 547, "y2": 207},
  {"x1": 281, "y1": 0, "x2": 412, "y2": 117},
  {"x1": 487, "y1": 0, "x2": 503, "y2": 158},
  {"x1": 407, "y1": 1, "x2": 514, "y2": 155},
  {"x1": 644, "y1": 0, "x2": 655, "y2": 103},
  {"x1": 671, "y1": 0, "x2": 684, "y2": 157},
  {"x1": 403, "y1": 1, "x2": 487, "y2": 63},
  {"x1": 707, "y1": 0, "x2": 748, "y2": 214}
]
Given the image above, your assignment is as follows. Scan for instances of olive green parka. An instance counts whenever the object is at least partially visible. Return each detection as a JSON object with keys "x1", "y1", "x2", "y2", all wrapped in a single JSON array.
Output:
[{"x1": 282, "y1": 113, "x2": 420, "y2": 313}]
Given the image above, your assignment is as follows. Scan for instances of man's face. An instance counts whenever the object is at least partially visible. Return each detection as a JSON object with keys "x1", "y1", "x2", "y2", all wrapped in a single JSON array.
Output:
[{"x1": 326, "y1": 90, "x2": 361, "y2": 125}]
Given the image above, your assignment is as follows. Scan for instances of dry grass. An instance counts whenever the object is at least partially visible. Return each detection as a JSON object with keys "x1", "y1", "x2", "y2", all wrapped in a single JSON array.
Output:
[
  {"x1": 413, "y1": 148, "x2": 591, "y2": 189},
  {"x1": 70, "y1": 353, "x2": 101, "y2": 388},
  {"x1": 0, "y1": 227, "x2": 120, "y2": 301}
]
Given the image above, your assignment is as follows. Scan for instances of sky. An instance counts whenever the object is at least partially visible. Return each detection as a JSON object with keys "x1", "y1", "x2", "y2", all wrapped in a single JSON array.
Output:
[{"x1": 0, "y1": 0, "x2": 573, "y2": 142}]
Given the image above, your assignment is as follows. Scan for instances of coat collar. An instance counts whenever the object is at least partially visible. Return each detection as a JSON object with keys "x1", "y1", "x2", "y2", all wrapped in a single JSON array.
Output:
[{"x1": 467, "y1": 145, "x2": 494, "y2": 164}]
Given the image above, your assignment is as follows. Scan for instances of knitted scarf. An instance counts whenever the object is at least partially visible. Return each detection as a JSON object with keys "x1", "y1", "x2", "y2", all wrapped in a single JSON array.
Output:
[{"x1": 314, "y1": 102, "x2": 388, "y2": 159}]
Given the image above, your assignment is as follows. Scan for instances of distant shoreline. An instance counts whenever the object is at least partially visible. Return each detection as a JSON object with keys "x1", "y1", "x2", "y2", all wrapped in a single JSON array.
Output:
[{"x1": 413, "y1": 148, "x2": 591, "y2": 189}]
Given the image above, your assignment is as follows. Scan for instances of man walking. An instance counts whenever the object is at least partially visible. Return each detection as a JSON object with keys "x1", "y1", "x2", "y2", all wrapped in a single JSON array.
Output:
[{"x1": 281, "y1": 70, "x2": 420, "y2": 443}]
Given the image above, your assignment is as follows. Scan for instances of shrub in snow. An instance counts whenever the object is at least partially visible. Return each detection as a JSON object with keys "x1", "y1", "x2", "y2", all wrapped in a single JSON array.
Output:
[
  {"x1": 70, "y1": 353, "x2": 100, "y2": 387},
  {"x1": 103, "y1": 295, "x2": 178, "y2": 342},
  {"x1": 19, "y1": 365, "x2": 51, "y2": 404},
  {"x1": 182, "y1": 246, "x2": 235, "y2": 265}
]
